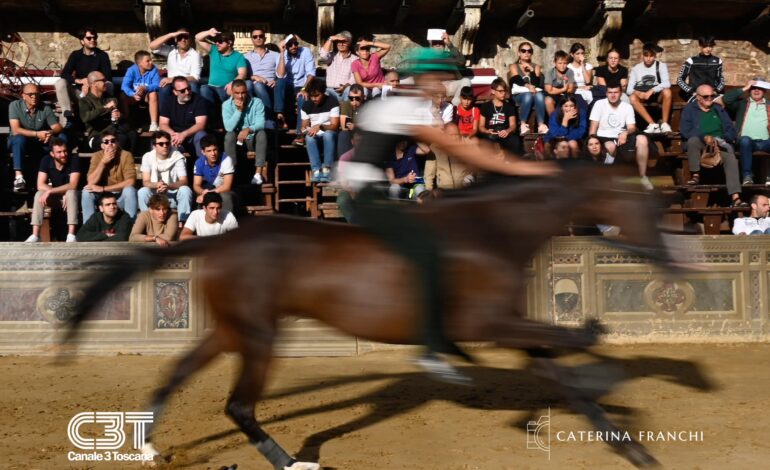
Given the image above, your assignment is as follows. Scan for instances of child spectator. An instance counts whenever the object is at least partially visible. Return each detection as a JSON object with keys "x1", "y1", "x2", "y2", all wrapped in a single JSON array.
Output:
[
  {"x1": 479, "y1": 77, "x2": 520, "y2": 153},
  {"x1": 120, "y1": 50, "x2": 161, "y2": 131},
  {"x1": 386, "y1": 140, "x2": 429, "y2": 200},
  {"x1": 545, "y1": 95, "x2": 586, "y2": 157},
  {"x1": 544, "y1": 50, "x2": 576, "y2": 116},
  {"x1": 594, "y1": 48, "x2": 628, "y2": 90},
  {"x1": 453, "y1": 86, "x2": 480, "y2": 139},
  {"x1": 508, "y1": 41, "x2": 547, "y2": 134},
  {"x1": 677, "y1": 35, "x2": 725, "y2": 102}
]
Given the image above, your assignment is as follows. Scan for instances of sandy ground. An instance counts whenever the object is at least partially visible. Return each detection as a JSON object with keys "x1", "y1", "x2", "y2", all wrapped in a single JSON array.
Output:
[{"x1": 1, "y1": 344, "x2": 769, "y2": 470}]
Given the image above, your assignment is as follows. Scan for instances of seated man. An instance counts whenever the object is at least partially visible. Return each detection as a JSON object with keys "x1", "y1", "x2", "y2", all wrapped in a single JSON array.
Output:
[
  {"x1": 55, "y1": 27, "x2": 112, "y2": 127},
  {"x1": 680, "y1": 84, "x2": 746, "y2": 207},
  {"x1": 120, "y1": 50, "x2": 161, "y2": 131},
  {"x1": 138, "y1": 131, "x2": 193, "y2": 224},
  {"x1": 8, "y1": 83, "x2": 65, "y2": 192},
  {"x1": 677, "y1": 35, "x2": 725, "y2": 102},
  {"x1": 76, "y1": 192, "x2": 133, "y2": 242},
  {"x1": 149, "y1": 29, "x2": 202, "y2": 109},
  {"x1": 300, "y1": 79, "x2": 340, "y2": 183},
  {"x1": 159, "y1": 76, "x2": 208, "y2": 159},
  {"x1": 180, "y1": 192, "x2": 238, "y2": 240},
  {"x1": 196, "y1": 28, "x2": 248, "y2": 121},
  {"x1": 81, "y1": 129, "x2": 138, "y2": 221},
  {"x1": 25, "y1": 138, "x2": 80, "y2": 243},
  {"x1": 223, "y1": 79, "x2": 267, "y2": 184},
  {"x1": 589, "y1": 83, "x2": 652, "y2": 189},
  {"x1": 244, "y1": 27, "x2": 284, "y2": 125},
  {"x1": 276, "y1": 35, "x2": 316, "y2": 140},
  {"x1": 337, "y1": 83, "x2": 366, "y2": 157},
  {"x1": 130, "y1": 194, "x2": 179, "y2": 246},
  {"x1": 319, "y1": 31, "x2": 356, "y2": 101},
  {"x1": 79, "y1": 71, "x2": 134, "y2": 151},
  {"x1": 722, "y1": 78, "x2": 770, "y2": 185},
  {"x1": 386, "y1": 140, "x2": 428, "y2": 200},
  {"x1": 733, "y1": 195, "x2": 770, "y2": 235},
  {"x1": 193, "y1": 134, "x2": 236, "y2": 214},
  {"x1": 627, "y1": 42, "x2": 673, "y2": 134}
]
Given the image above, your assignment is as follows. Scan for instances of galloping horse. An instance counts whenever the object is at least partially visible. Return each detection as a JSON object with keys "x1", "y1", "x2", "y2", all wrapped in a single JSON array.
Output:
[{"x1": 65, "y1": 162, "x2": 680, "y2": 469}]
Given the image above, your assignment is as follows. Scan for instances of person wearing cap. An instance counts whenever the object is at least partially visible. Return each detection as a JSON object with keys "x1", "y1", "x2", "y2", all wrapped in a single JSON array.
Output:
[
  {"x1": 627, "y1": 42, "x2": 673, "y2": 134},
  {"x1": 149, "y1": 28, "x2": 203, "y2": 110},
  {"x1": 345, "y1": 47, "x2": 557, "y2": 385},
  {"x1": 195, "y1": 28, "x2": 248, "y2": 123},
  {"x1": 723, "y1": 78, "x2": 770, "y2": 185},
  {"x1": 677, "y1": 35, "x2": 725, "y2": 102},
  {"x1": 320, "y1": 31, "x2": 357, "y2": 102}
]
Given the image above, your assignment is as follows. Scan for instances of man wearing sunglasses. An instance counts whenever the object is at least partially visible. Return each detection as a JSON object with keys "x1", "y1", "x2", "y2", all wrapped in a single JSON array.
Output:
[
  {"x1": 195, "y1": 28, "x2": 248, "y2": 125},
  {"x1": 723, "y1": 78, "x2": 770, "y2": 185},
  {"x1": 244, "y1": 28, "x2": 284, "y2": 127},
  {"x1": 81, "y1": 129, "x2": 138, "y2": 221},
  {"x1": 337, "y1": 84, "x2": 365, "y2": 157},
  {"x1": 159, "y1": 76, "x2": 208, "y2": 158},
  {"x1": 8, "y1": 83, "x2": 66, "y2": 192},
  {"x1": 138, "y1": 131, "x2": 193, "y2": 223},
  {"x1": 680, "y1": 84, "x2": 747, "y2": 207},
  {"x1": 55, "y1": 27, "x2": 113, "y2": 127},
  {"x1": 275, "y1": 34, "x2": 316, "y2": 142},
  {"x1": 79, "y1": 71, "x2": 135, "y2": 152},
  {"x1": 150, "y1": 28, "x2": 203, "y2": 109}
]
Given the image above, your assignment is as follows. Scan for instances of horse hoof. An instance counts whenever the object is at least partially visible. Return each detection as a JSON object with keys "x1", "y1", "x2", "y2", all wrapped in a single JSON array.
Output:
[
  {"x1": 284, "y1": 462, "x2": 320, "y2": 470},
  {"x1": 140, "y1": 442, "x2": 160, "y2": 467}
]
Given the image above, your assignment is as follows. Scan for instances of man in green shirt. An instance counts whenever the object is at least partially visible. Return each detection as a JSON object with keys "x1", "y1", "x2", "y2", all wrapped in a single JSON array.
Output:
[
  {"x1": 195, "y1": 28, "x2": 248, "y2": 127},
  {"x1": 723, "y1": 78, "x2": 770, "y2": 184},
  {"x1": 8, "y1": 84, "x2": 65, "y2": 192}
]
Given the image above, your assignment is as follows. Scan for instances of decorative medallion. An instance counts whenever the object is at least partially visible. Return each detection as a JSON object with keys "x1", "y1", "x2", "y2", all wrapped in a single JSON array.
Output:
[
  {"x1": 155, "y1": 280, "x2": 189, "y2": 329},
  {"x1": 36, "y1": 286, "x2": 84, "y2": 323},
  {"x1": 643, "y1": 280, "x2": 694, "y2": 316}
]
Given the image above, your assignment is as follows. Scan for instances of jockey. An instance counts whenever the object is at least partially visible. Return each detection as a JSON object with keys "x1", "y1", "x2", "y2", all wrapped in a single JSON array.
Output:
[{"x1": 344, "y1": 47, "x2": 557, "y2": 384}]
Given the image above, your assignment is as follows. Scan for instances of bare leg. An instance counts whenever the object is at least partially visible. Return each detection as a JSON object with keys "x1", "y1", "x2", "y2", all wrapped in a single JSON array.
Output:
[
  {"x1": 148, "y1": 92, "x2": 159, "y2": 124},
  {"x1": 629, "y1": 93, "x2": 654, "y2": 125},
  {"x1": 635, "y1": 135, "x2": 649, "y2": 177},
  {"x1": 659, "y1": 89, "x2": 672, "y2": 124},
  {"x1": 568, "y1": 140, "x2": 580, "y2": 158},
  {"x1": 545, "y1": 96, "x2": 556, "y2": 116}
]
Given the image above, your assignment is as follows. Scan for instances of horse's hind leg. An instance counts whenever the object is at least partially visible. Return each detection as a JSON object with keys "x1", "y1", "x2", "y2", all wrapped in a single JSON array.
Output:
[
  {"x1": 485, "y1": 313, "x2": 599, "y2": 350},
  {"x1": 225, "y1": 336, "x2": 319, "y2": 470},
  {"x1": 141, "y1": 332, "x2": 225, "y2": 459}
]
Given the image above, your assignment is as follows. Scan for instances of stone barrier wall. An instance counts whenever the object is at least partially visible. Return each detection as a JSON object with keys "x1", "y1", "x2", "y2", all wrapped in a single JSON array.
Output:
[{"x1": 0, "y1": 237, "x2": 767, "y2": 356}]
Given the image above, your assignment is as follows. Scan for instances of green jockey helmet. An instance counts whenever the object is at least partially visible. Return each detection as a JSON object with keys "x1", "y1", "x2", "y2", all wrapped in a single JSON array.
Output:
[{"x1": 399, "y1": 47, "x2": 460, "y2": 78}]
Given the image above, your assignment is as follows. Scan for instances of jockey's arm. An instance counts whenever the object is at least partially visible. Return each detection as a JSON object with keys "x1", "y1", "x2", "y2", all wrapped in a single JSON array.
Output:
[{"x1": 410, "y1": 125, "x2": 558, "y2": 177}]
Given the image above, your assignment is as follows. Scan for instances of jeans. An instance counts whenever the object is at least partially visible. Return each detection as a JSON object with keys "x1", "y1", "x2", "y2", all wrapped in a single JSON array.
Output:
[
  {"x1": 159, "y1": 81, "x2": 200, "y2": 110},
  {"x1": 513, "y1": 91, "x2": 546, "y2": 125},
  {"x1": 224, "y1": 130, "x2": 267, "y2": 167},
  {"x1": 274, "y1": 78, "x2": 305, "y2": 133},
  {"x1": 305, "y1": 131, "x2": 337, "y2": 171},
  {"x1": 8, "y1": 133, "x2": 68, "y2": 170},
  {"x1": 337, "y1": 130, "x2": 353, "y2": 159},
  {"x1": 327, "y1": 86, "x2": 350, "y2": 103},
  {"x1": 247, "y1": 81, "x2": 275, "y2": 119},
  {"x1": 81, "y1": 186, "x2": 138, "y2": 222},
  {"x1": 200, "y1": 84, "x2": 229, "y2": 127},
  {"x1": 138, "y1": 185, "x2": 193, "y2": 222},
  {"x1": 178, "y1": 130, "x2": 207, "y2": 159},
  {"x1": 738, "y1": 136, "x2": 770, "y2": 178}
]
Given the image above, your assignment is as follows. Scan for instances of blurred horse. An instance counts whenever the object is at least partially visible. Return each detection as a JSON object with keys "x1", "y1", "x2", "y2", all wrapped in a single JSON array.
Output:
[{"x1": 64, "y1": 161, "x2": 679, "y2": 469}]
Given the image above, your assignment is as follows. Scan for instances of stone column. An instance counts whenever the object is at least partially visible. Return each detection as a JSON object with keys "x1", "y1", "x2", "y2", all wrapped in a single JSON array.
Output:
[
  {"x1": 590, "y1": 0, "x2": 626, "y2": 60},
  {"x1": 453, "y1": 0, "x2": 487, "y2": 64},
  {"x1": 143, "y1": 0, "x2": 167, "y2": 40},
  {"x1": 316, "y1": 0, "x2": 338, "y2": 48}
]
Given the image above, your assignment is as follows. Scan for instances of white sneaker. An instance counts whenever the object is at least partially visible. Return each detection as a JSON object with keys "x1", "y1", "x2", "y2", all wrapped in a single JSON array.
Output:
[
  {"x1": 644, "y1": 123, "x2": 661, "y2": 134},
  {"x1": 148, "y1": 122, "x2": 160, "y2": 132},
  {"x1": 640, "y1": 176, "x2": 654, "y2": 190},
  {"x1": 25, "y1": 234, "x2": 40, "y2": 243},
  {"x1": 537, "y1": 123, "x2": 549, "y2": 134},
  {"x1": 659, "y1": 122, "x2": 672, "y2": 133},
  {"x1": 13, "y1": 175, "x2": 26, "y2": 192},
  {"x1": 520, "y1": 123, "x2": 530, "y2": 135},
  {"x1": 251, "y1": 173, "x2": 264, "y2": 185},
  {"x1": 66, "y1": 234, "x2": 77, "y2": 243}
]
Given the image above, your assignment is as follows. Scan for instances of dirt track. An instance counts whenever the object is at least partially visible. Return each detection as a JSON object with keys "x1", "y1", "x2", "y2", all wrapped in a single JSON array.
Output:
[{"x1": 1, "y1": 344, "x2": 769, "y2": 469}]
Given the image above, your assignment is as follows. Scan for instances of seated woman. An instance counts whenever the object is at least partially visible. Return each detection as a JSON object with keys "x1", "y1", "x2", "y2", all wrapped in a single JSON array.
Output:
[
  {"x1": 386, "y1": 140, "x2": 429, "y2": 200},
  {"x1": 351, "y1": 35, "x2": 391, "y2": 98},
  {"x1": 129, "y1": 194, "x2": 179, "y2": 247},
  {"x1": 567, "y1": 42, "x2": 594, "y2": 105},
  {"x1": 508, "y1": 41, "x2": 547, "y2": 134},
  {"x1": 544, "y1": 95, "x2": 586, "y2": 158}
]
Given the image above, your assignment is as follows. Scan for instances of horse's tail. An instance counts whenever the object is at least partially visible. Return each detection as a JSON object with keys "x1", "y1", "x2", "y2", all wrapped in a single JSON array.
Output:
[{"x1": 61, "y1": 238, "x2": 213, "y2": 347}]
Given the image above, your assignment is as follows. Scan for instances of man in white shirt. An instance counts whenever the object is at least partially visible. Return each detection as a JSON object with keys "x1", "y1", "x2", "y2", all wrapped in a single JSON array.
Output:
[
  {"x1": 733, "y1": 194, "x2": 770, "y2": 235},
  {"x1": 589, "y1": 83, "x2": 652, "y2": 189},
  {"x1": 180, "y1": 192, "x2": 238, "y2": 239},
  {"x1": 149, "y1": 29, "x2": 203, "y2": 109},
  {"x1": 138, "y1": 131, "x2": 193, "y2": 223}
]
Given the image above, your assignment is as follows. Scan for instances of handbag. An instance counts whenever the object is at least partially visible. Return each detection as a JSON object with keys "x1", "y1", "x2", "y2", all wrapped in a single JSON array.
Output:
[
  {"x1": 533, "y1": 136, "x2": 546, "y2": 160},
  {"x1": 699, "y1": 141, "x2": 722, "y2": 169}
]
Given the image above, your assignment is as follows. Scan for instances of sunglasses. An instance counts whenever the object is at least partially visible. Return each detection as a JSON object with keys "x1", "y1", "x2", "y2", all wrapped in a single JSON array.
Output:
[
  {"x1": 349, "y1": 96, "x2": 363, "y2": 101},
  {"x1": 698, "y1": 94, "x2": 717, "y2": 99},
  {"x1": 519, "y1": 48, "x2": 533, "y2": 53},
  {"x1": 155, "y1": 141, "x2": 170, "y2": 147},
  {"x1": 174, "y1": 87, "x2": 191, "y2": 94},
  {"x1": 102, "y1": 139, "x2": 117, "y2": 144},
  {"x1": 176, "y1": 35, "x2": 190, "y2": 41},
  {"x1": 286, "y1": 42, "x2": 299, "y2": 47},
  {"x1": 252, "y1": 34, "x2": 266, "y2": 39},
  {"x1": 215, "y1": 38, "x2": 229, "y2": 44},
  {"x1": 84, "y1": 35, "x2": 98, "y2": 41}
]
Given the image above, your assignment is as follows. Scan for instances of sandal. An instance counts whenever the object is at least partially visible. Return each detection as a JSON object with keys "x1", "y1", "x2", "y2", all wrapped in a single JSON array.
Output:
[{"x1": 686, "y1": 173, "x2": 700, "y2": 186}]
